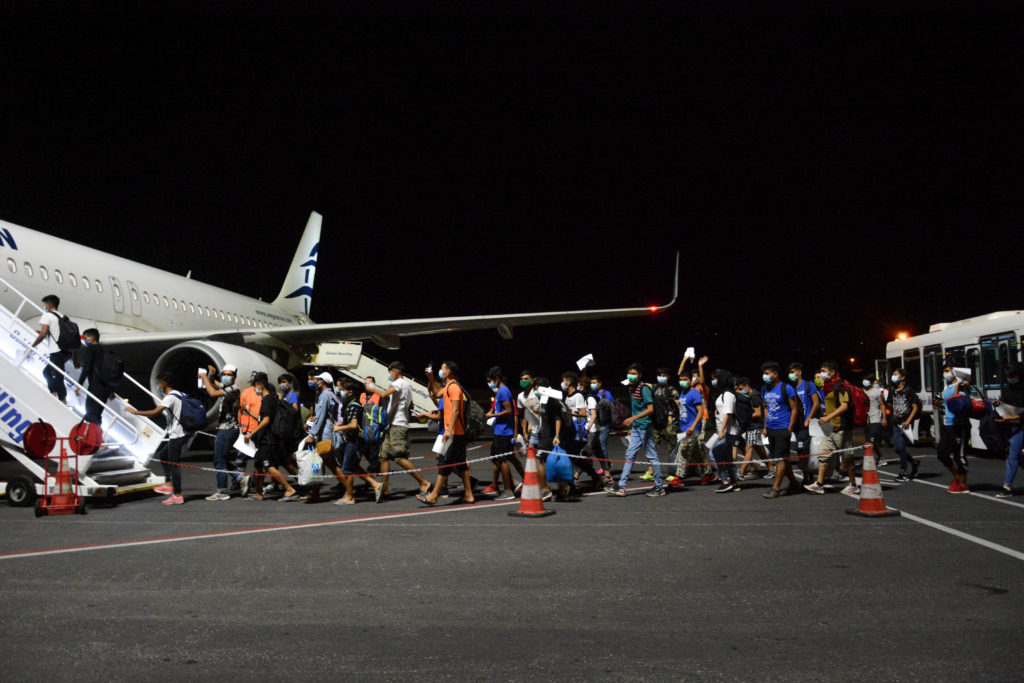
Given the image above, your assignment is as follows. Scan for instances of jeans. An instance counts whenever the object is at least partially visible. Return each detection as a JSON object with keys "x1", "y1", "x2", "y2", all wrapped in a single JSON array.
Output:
[
  {"x1": 711, "y1": 439, "x2": 738, "y2": 483},
  {"x1": 158, "y1": 435, "x2": 189, "y2": 495},
  {"x1": 892, "y1": 424, "x2": 911, "y2": 471},
  {"x1": 619, "y1": 425, "x2": 661, "y2": 488},
  {"x1": 1004, "y1": 428, "x2": 1023, "y2": 487},
  {"x1": 44, "y1": 350, "x2": 71, "y2": 402},
  {"x1": 83, "y1": 378, "x2": 115, "y2": 425},
  {"x1": 214, "y1": 427, "x2": 242, "y2": 493}
]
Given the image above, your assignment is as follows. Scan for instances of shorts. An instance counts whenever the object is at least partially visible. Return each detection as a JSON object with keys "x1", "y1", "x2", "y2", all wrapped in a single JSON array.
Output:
[
  {"x1": 438, "y1": 434, "x2": 468, "y2": 476},
  {"x1": 765, "y1": 428, "x2": 791, "y2": 465},
  {"x1": 340, "y1": 440, "x2": 362, "y2": 475},
  {"x1": 741, "y1": 425, "x2": 764, "y2": 448},
  {"x1": 820, "y1": 429, "x2": 854, "y2": 469},
  {"x1": 794, "y1": 428, "x2": 811, "y2": 456},
  {"x1": 257, "y1": 437, "x2": 291, "y2": 470},
  {"x1": 490, "y1": 435, "x2": 514, "y2": 463},
  {"x1": 379, "y1": 425, "x2": 410, "y2": 461}
]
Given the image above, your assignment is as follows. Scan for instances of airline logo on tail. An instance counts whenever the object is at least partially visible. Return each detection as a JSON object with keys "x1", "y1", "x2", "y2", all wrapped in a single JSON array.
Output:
[
  {"x1": 0, "y1": 227, "x2": 18, "y2": 250},
  {"x1": 282, "y1": 242, "x2": 318, "y2": 315}
]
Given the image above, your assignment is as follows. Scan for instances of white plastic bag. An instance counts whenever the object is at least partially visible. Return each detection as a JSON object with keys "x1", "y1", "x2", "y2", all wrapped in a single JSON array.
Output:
[{"x1": 296, "y1": 446, "x2": 325, "y2": 486}]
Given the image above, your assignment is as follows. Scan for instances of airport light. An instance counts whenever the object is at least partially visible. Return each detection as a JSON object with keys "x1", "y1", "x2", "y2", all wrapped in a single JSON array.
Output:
[{"x1": 896, "y1": 332, "x2": 908, "y2": 341}]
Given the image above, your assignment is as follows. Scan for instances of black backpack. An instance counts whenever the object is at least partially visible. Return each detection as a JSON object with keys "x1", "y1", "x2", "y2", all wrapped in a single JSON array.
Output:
[
  {"x1": 596, "y1": 395, "x2": 614, "y2": 427},
  {"x1": 734, "y1": 391, "x2": 754, "y2": 431},
  {"x1": 272, "y1": 397, "x2": 302, "y2": 441},
  {"x1": 55, "y1": 314, "x2": 81, "y2": 352},
  {"x1": 98, "y1": 349, "x2": 124, "y2": 386},
  {"x1": 652, "y1": 384, "x2": 671, "y2": 429}
]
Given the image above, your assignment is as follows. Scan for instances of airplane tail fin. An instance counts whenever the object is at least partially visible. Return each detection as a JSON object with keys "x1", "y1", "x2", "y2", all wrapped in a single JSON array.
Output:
[{"x1": 272, "y1": 211, "x2": 322, "y2": 317}]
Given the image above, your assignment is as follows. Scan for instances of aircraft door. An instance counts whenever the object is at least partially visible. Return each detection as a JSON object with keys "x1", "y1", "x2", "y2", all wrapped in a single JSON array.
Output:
[
  {"x1": 109, "y1": 276, "x2": 125, "y2": 314},
  {"x1": 126, "y1": 280, "x2": 142, "y2": 316}
]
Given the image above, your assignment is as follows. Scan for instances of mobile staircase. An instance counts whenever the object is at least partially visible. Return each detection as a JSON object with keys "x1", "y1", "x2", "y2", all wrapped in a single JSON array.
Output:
[{"x1": 0, "y1": 276, "x2": 167, "y2": 506}]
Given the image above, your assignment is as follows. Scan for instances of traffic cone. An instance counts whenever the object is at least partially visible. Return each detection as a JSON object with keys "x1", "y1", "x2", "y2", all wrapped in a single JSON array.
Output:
[
  {"x1": 846, "y1": 444, "x2": 900, "y2": 518},
  {"x1": 508, "y1": 447, "x2": 555, "y2": 518}
]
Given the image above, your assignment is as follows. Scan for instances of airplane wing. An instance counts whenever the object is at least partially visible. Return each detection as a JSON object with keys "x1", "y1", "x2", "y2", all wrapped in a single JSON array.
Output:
[{"x1": 104, "y1": 253, "x2": 678, "y2": 350}]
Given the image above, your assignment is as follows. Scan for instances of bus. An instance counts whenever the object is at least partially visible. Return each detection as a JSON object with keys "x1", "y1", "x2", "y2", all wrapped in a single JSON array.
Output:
[{"x1": 883, "y1": 310, "x2": 1023, "y2": 450}]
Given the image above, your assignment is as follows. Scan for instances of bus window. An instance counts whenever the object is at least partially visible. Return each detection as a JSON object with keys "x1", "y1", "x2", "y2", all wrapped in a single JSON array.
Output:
[
  {"x1": 923, "y1": 344, "x2": 942, "y2": 392},
  {"x1": 903, "y1": 348, "x2": 921, "y2": 392},
  {"x1": 946, "y1": 347, "x2": 966, "y2": 369},
  {"x1": 966, "y1": 348, "x2": 981, "y2": 386},
  {"x1": 980, "y1": 340, "x2": 1000, "y2": 390}
]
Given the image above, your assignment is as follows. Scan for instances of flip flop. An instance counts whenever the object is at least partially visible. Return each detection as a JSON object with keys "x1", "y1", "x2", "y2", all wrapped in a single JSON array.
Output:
[
  {"x1": 416, "y1": 492, "x2": 436, "y2": 506},
  {"x1": 454, "y1": 497, "x2": 475, "y2": 505},
  {"x1": 374, "y1": 485, "x2": 385, "y2": 504},
  {"x1": 279, "y1": 494, "x2": 301, "y2": 502}
]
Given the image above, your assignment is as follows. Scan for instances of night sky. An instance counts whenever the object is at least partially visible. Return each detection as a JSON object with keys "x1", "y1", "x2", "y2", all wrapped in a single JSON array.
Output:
[{"x1": 2, "y1": 1, "x2": 1021, "y2": 390}]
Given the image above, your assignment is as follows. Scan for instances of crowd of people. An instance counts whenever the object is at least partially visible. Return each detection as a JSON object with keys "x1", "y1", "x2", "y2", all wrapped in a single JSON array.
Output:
[{"x1": 23, "y1": 295, "x2": 1024, "y2": 507}]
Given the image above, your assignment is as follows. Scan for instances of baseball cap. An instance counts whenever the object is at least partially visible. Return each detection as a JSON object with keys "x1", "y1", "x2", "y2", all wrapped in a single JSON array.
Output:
[
  {"x1": 316, "y1": 371, "x2": 333, "y2": 384},
  {"x1": 223, "y1": 364, "x2": 238, "y2": 374},
  {"x1": 250, "y1": 372, "x2": 269, "y2": 385}
]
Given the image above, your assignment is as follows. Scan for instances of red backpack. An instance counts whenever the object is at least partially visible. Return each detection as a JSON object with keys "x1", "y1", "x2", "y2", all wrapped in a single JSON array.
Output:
[{"x1": 835, "y1": 380, "x2": 869, "y2": 427}]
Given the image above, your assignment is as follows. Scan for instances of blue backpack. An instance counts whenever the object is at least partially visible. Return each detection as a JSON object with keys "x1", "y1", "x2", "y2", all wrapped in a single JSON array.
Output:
[
  {"x1": 171, "y1": 391, "x2": 207, "y2": 433},
  {"x1": 360, "y1": 402, "x2": 389, "y2": 444}
]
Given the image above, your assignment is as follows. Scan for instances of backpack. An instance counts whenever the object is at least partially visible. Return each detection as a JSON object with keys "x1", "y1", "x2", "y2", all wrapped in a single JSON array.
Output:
[
  {"x1": 98, "y1": 349, "x2": 124, "y2": 386},
  {"x1": 458, "y1": 382, "x2": 487, "y2": 440},
  {"x1": 171, "y1": 391, "x2": 207, "y2": 433},
  {"x1": 612, "y1": 399, "x2": 631, "y2": 429},
  {"x1": 834, "y1": 380, "x2": 868, "y2": 428},
  {"x1": 734, "y1": 391, "x2": 753, "y2": 431},
  {"x1": 272, "y1": 398, "x2": 301, "y2": 441},
  {"x1": 596, "y1": 395, "x2": 614, "y2": 427},
  {"x1": 361, "y1": 401, "x2": 389, "y2": 444},
  {"x1": 652, "y1": 384, "x2": 672, "y2": 429},
  {"x1": 55, "y1": 314, "x2": 81, "y2": 352}
]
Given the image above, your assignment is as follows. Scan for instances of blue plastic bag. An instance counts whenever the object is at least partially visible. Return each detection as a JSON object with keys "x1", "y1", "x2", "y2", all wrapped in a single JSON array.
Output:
[{"x1": 546, "y1": 445, "x2": 574, "y2": 484}]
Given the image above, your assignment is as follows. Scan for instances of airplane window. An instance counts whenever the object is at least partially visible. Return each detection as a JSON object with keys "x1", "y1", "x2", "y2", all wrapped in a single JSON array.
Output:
[
  {"x1": 195, "y1": 305, "x2": 202, "y2": 316},
  {"x1": 95, "y1": 279, "x2": 103, "y2": 293},
  {"x1": 6, "y1": 257, "x2": 14, "y2": 273},
  {"x1": 233, "y1": 314, "x2": 239, "y2": 323},
  {"x1": 82, "y1": 277, "x2": 90, "y2": 291},
  {"x1": 143, "y1": 292, "x2": 150, "y2": 304},
  {"x1": 23, "y1": 262, "x2": 33, "y2": 277},
  {"x1": 54, "y1": 270, "x2": 63, "y2": 284},
  {"x1": 130, "y1": 288, "x2": 138, "y2": 302},
  {"x1": 162, "y1": 296, "x2": 169, "y2": 308},
  {"x1": 39, "y1": 266, "x2": 48, "y2": 281},
  {"x1": 112, "y1": 283, "x2": 121, "y2": 297},
  {"x1": 69, "y1": 273, "x2": 77, "y2": 287},
  {"x1": 205, "y1": 306, "x2": 211, "y2": 317},
  {"x1": 219, "y1": 310, "x2": 225, "y2": 320},
  {"x1": 172, "y1": 299, "x2": 179, "y2": 311},
  {"x1": 188, "y1": 302, "x2": 194, "y2": 314}
]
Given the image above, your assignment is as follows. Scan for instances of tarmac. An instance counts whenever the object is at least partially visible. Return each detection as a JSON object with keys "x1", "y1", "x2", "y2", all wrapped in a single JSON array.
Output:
[{"x1": 1, "y1": 436, "x2": 1022, "y2": 681}]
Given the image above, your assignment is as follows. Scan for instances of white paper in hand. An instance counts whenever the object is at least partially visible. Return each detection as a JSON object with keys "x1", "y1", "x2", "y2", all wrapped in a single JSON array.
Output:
[
  {"x1": 684, "y1": 347, "x2": 695, "y2": 359},
  {"x1": 705, "y1": 433, "x2": 721, "y2": 450},
  {"x1": 432, "y1": 434, "x2": 453, "y2": 457},
  {"x1": 234, "y1": 433, "x2": 257, "y2": 458},
  {"x1": 576, "y1": 354, "x2": 595, "y2": 371}
]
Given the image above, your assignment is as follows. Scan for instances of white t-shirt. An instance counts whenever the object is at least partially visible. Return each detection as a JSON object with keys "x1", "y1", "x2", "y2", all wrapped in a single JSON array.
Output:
[
  {"x1": 565, "y1": 392, "x2": 586, "y2": 419},
  {"x1": 162, "y1": 392, "x2": 185, "y2": 439},
  {"x1": 586, "y1": 395, "x2": 599, "y2": 434},
  {"x1": 517, "y1": 391, "x2": 542, "y2": 434},
  {"x1": 387, "y1": 377, "x2": 411, "y2": 428},
  {"x1": 865, "y1": 386, "x2": 883, "y2": 423},
  {"x1": 715, "y1": 391, "x2": 740, "y2": 435},
  {"x1": 38, "y1": 310, "x2": 60, "y2": 353}
]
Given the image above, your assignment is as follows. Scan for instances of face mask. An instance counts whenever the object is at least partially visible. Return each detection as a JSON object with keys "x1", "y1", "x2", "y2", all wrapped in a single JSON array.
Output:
[
  {"x1": 711, "y1": 379, "x2": 718, "y2": 388},
  {"x1": 657, "y1": 376, "x2": 668, "y2": 385},
  {"x1": 156, "y1": 386, "x2": 165, "y2": 398},
  {"x1": 814, "y1": 377, "x2": 824, "y2": 388},
  {"x1": 862, "y1": 380, "x2": 872, "y2": 387},
  {"x1": 82, "y1": 339, "x2": 92, "y2": 347},
  {"x1": 627, "y1": 374, "x2": 638, "y2": 384},
  {"x1": 679, "y1": 380, "x2": 690, "y2": 390},
  {"x1": 943, "y1": 372, "x2": 955, "y2": 383},
  {"x1": 488, "y1": 382, "x2": 498, "y2": 393},
  {"x1": 820, "y1": 371, "x2": 832, "y2": 381},
  {"x1": 891, "y1": 374, "x2": 900, "y2": 384},
  {"x1": 738, "y1": 389, "x2": 749, "y2": 396},
  {"x1": 520, "y1": 379, "x2": 532, "y2": 389},
  {"x1": 340, "y1": 390, "x2": 350, "y2": 399},
  {"x1": 762, "y1": 374, "x2": 772, "y2": 384},
  {"x1": 590, "y1": 383, "x2": 598, "y2": 392},
  {"x1": 307, "y1": 381, "x2": 317, "y2": 389},
  {"x1": 788, "y1": 373, "x2": 798, "y2": 382},
  {"x1": 561, "y1": 381, "x2": 570, "y2": 391},
  {"x1": 221, "y1": 375, "x2": 234, "y2": 386},
  {"x1": 438, "y1": 368, "x2": 448, "y2": 379},
  {"x1": 279, "y1": 383, "x2": 290, "y2": 393},
  {"x1": 366, "y1": 382, "x2": 376, "y2": 390}
]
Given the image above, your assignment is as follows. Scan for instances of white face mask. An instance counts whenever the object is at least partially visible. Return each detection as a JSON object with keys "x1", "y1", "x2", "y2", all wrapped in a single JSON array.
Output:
[
  {"x1": 561, "y1": 381, "x2": 570, "y2": 391},
  {"x1": 366, "y1": 381, "x2": 376, "y2": 390},
  {"x1": 943, "y1": 371, "x2": 955, "y2": 383},
  {"x1": 891, "y1": 374, "x2": 900, "y2": 383},
  {"x1": 862, "y1": 380, "x2": 871, "y2": 388},
  {"x1": 438, "y1": 368, "x2": 448, "y2": 379}
]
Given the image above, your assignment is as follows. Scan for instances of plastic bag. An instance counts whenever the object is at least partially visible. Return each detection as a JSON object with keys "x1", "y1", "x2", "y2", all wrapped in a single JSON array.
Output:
[
  {"x1": 546, "y1": 445, "x2": 574, "y2": 484},
  {"x1": 296, "y1": 443, "x2": 325, "y2": 486}
]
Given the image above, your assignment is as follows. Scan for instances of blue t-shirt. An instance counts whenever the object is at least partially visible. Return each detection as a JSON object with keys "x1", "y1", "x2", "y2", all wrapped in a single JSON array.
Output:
[
  {"x1": 285, "y1": 390, "x2": 299, "y2": 406},
  {"x1": 762, "y1": 382, "x2": 796, "y2": 429},
  {"x1": 942, "y1": 384, "x2": 969, "y2": 426},
  {"x1": 793, "y1": 380, "x2": 815, "y2": 422},
  {"x1": 437, "y1": 397, "x2": 446, "y2": 435},
  {"x1": 493, "y1": 385, "x2": 515, "y2": 436},
  {"x1": 679, "y1": 388, "x2": 703, "y2": 432}
]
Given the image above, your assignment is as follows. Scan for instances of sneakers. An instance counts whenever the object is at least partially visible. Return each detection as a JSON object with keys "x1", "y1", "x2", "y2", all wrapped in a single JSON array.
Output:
[
  {"x1": 665, "y1": 475, "x2": 679, "y2": 484},
  {"x1": 910, "y1": 459, "x2": 920, "y2": 479},
  {"x1": 763, "y1": 488, "x2": 780, "y2": 499},
  {"x1": 480, "y1": 484, "x2": 500, "y2": 497},
  {"x1": 947, "y1": 480, "x2": 970, "y2": 494},
  {"x1": 840, "y1": 485, "x2": 861, "y2": 496},
  {"x1": 154, "y1": 484, "x2": 173, "y2": 495},
  {"x1": 666, "y1": 477, "x2": 686, "y2": 488},
  {"x1": 645, "y1": 486, "x2": 666, "y2": 497},
  {"x1": 715, "y1": 481, "x2": 734, "y2": 494},
  {"x1": 239, "y1": 475, "x2": 251, "y2": 497},
  {"x1": 496, "y1": 492, "x2": 516, "y2": 501},
  {"x1": 640, "y1": 471, "x2": 655, "y2": 481},
  {"x1": 605, "y1": 484, "x2": 626, "y2": 497},
  {"x1": 514, "y1": 482, "x2": 523, "y2": 497},
  {"x1": 205, "y1": 492, "x2": 231, "y2": 501},
  {"x1": 876, "y1": 457, "x2": 889, "y2": 467},
  {"x1": 895, "y1": 472, "x2": 908, "y2": 482},
  {"x1": 541, "y1": 490, "x2": 553, "y2": 501},
  {"x1": 161, "y1": 494, "x2": 184, "y2": 505},
  {"x1": 804, "y1": 482, "x2": 825, "y2": 495},
  {"x1": 995, "y1": 487, "x2": 1013, "y2": 499}
]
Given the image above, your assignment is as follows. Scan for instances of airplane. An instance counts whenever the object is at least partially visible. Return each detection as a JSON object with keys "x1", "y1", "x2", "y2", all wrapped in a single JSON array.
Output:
[{"x1": 0, "y1": 212, "x2": 678, "y2": 404}]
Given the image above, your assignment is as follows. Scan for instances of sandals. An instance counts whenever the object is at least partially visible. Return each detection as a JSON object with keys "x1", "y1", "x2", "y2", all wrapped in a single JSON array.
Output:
[{"x1": 416, "y1": 492, "x2": 436, "y2": 506}]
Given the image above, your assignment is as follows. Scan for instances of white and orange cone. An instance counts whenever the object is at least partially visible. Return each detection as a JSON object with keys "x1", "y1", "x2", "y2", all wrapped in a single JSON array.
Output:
[
  {"x1": 846, "y1": 444, "x2": 900, "y2": 518},
  {"x1": 508, "y1": 447, "x2": 555, "y2": 518}
]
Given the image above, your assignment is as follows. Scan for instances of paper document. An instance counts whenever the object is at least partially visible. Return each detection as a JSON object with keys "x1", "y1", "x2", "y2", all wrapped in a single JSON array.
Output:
[
  {"x1": 234, "y1": 433, "x2": 256, "y2": 458},
  {"x1": 997, "y1": 403, "x2": 1023, "y2": 417},
  {"x1": 808, "y1": 420, "x2": 833, "y2": 438},
  {"x1": 953, "y1": 367, "x2": 972, "y2": 381},
  {"x1": 486, "y1": 417, "x2": 495, "y2": 427},
  {"x1": 576, "y1": 354, "x2": 595, "y2": 371},
  {"x1": 538, "y1": 386, "x2": 563, "y2": 400},
  {"x1": 705, "y1": 433, "x2": 721, "y2": 450},
  {"x1": 432, "y1": 434, "x2": 453, "y2": 456},
  {"x1": 684, "y1": 347, "x2": 695, "y2": 359}
]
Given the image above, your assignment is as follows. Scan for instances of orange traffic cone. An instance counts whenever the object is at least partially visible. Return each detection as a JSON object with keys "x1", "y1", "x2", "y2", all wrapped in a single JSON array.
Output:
[
  {"x1": 508, "y1": 447, "x2": 555, "y2": 518},
  {"x1": 846, "y1": 444, "x2": 900, "y2": 518}
]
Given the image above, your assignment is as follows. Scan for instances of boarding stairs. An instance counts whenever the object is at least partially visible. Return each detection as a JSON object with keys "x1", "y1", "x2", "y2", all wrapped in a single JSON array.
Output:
[
  {"x1": 0, "y1": 276, "x2": 167, "y2": 502},
  {"x1": 307, "y1": 342, "x2": 437, "y2": 427}
]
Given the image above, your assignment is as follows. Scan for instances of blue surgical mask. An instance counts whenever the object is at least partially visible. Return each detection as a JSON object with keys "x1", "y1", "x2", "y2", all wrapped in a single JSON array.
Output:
[
  {"x1": 711, "y1": 379, "x2": 718, "y2": 388},
  {"x1": 82, "y1": 339, "x2": 92, "y2": 346},
  {"x1": 680, "y1": 380, "x2": 690, "y2": 390},
  {"x1": 221, "y1": 375, "x2": 234, "y2": 386},
  {"x1": 590, "y1": 383, "x2": 598, "y2": 392},
  {"x1": 657, "y1": 376, "x2": 668, "y2": 385},
  {"x1": 155, "y1": 386, "x2": 165, "y2": 398},
  {"x1": 307, "y1": 381, "x2": 317, "y2": 389},
  {"x1": 488, "y1": 381, "x2": 497, "y2": 392},
  {"x1": 862, "y1": 380, "x2": 872, "y2": 388},
  {"x1": 762, "y1": 374, "x2": 772, "y2": 384},
  {"x1": 891, "y1": 374, "x2": 900, "y2": 384},
  {"x1": 439, "y1": 368, "x2": 448, "y2": 379}
]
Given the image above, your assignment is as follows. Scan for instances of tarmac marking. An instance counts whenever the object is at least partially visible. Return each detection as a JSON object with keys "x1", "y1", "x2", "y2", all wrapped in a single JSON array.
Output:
[
  {"x1": 895, "y1": 508, "x2": 1024, "y2": 562},
  {"x1": 878, "y1": 472, "x2": 1024, "y2": 510}
]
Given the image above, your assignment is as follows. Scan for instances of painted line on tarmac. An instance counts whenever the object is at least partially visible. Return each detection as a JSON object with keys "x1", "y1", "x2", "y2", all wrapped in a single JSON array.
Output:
[
  {"x1": 895, "y1": 508, "x2": 1024, "y2": 562},
  {"x1": 878, "y1": 472, "x2": 1024, "y2": 510}
]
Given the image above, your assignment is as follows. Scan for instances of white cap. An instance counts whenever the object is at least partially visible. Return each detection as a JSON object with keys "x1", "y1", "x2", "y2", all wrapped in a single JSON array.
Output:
[
  {"x1": 223, "y1": 364, "x2": 238, "y2": 374},
  {"x1": 316, "y1": 371, "x2": 333, "y2": 384}
]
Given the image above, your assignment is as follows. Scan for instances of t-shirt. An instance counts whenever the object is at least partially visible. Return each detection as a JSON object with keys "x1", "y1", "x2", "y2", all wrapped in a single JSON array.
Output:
[
  {"x1": 339, "y1": 397, "x2": 363, "y2": 443},
  {"x1": 865, "y1": 386, "x2": 883, "y2": 423},
  {"x1": 517, "y1": 391, "x2": 542, "y2": 434},
  {"x1": 823, "y1": 384, "x2": 851, "y2": 431},
  {"x1": 38, "y1": 310, "x2": 60, "y2": 353},
  {"x1": 715, "y1": 391, "x2": 740, "y2": 435},
  {"x1": 284, "y1": 390, "x2": 299, "y2": 408},
  {"x1": 239, "y1": 386, "x2": 262, "y2": 434},
  {"x1": 888, "y1": 385, "x2": 920, "y2": 422},
  {"x1": 492, "y1": 385, "x2": 514, "y2": 436},
  {"x1": 443, "y1": 381, "x2": 465, "y2": 436},
  {"x1": 565, "y1": 392, "x2": 586, "y2": 419},
  {"x1": 793, "y1": 380, "x2": 817, "y2": 422},
  {"x1": 217, "y1": 385, "x2": 240, "y2": 430},
  {"x1": 257, "y1": 391, "x2": 278, "y2": 446},
  {"x1": 942, "y1": 383, "x2": 969, "y2": 426},
  {"x1": 161, "y1": 392, "x2": 184, "y2": 439},
  {"x1": 762, "y1": 382, "x2": 796, "y2": 430},
  {"x1": 679, "y1": 388, "x2": 703, "y2": 432},
  {"x1": 629, "y1": 383, "x2": 654, "y2": 430},
  {"x1": 586, "y1": 395, "x2": 598, "y2": 434},
  {"x1": 388, "y1": 377, "x2": 411, "y2": 428}
]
